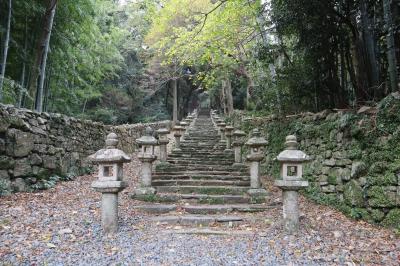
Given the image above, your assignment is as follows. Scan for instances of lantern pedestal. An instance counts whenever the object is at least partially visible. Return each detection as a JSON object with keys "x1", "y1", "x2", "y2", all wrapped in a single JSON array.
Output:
[
  {"x1": 92, "y1": 180, "x2": 128, "y2": 233},
  {"x1": 158, "y1": 140, "x2": 169, "y2": 162},
  {"x1": 232, "y1": 130, "x2": 246, "y2": 166},
  {"x1": 156, "y1": 128, "x2": 170, "y2": 163},
  {"x1": 246, "y1": 154, "x2": 264, "y2": 189},
  {"x1": 274, "y1": 179, "x2": 308, "y2": 234},
  {"x1": 173, "y1": 133, "x2": 182, "y2": 151},
  {"x1": 135, "y1": 156, "x2": 157, "y2": 195}
]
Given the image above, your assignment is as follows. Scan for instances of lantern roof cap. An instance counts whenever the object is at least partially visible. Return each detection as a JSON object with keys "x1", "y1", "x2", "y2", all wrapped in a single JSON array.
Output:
[
  {"x1": 225, "y1": 126, "x2": 234, "y2": 131},
  {"x1": 233, "y1": 129, "x2": 246, "y2": 136},
  {"x1": 277, "y1": 135, "x2": 310, "y2": 162},
  {"x1": 89, "y1": 133, "x2": 131, "y2": 163},
  {"x1": 136, "y1": 127, "x2": 158, "y2": 145},
  {"x1": 245, "y1": 128, "x2": 267, "y2": 147},
  {"x1": 180, "y1": 121, "x2": 188, "y2": 126},
  {"x1": 156, "y1": 128, "x2": 170, "y2": 135}
]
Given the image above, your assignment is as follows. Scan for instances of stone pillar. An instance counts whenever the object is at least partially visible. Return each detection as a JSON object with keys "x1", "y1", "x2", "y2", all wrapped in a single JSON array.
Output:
[
  {"x1": 101, "y1": 193, "x2": 118, "y2": 233},
  {"x1": 135, "y1": 127, "x2": 158, "y2": 195},
  {"x1": 275, "y1": 135, "x2": 310, "y2": 234},
  {"x1": 232, "y1": 130, "x2": 246, "y2": 164},
  {"x1": 283, "y1": 190, "x2": 299, "y2": 232},
  {"x1": 217, "y1": 122, "x2": 226, "y2": 142},
  {"x1": 156, "y1": 128, "x2": 169, "y2": 162},
  {"x1": 224, "y1": 126, "x2": 234, "y2": 151},
  {"x1": 89, "y1": 133, "x2": 130, "y2": 234},
  {"x1": 249, "y1": 161, "x2": 260, "y2": 188},
  {"x1": 180, "y1": 121, "x2": 188, "y2": 139},
  {"x1": 245, "y1": 129, "x2": 268, "y2": 197},
  {"x1": 173, "y1": 123, "x2": 183, "y2": 151}
]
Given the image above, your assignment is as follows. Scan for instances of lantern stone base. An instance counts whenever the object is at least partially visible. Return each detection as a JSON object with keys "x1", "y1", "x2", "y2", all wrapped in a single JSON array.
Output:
[
  {"x1": 274, "y1": 179, "x2": 309, "y2": 234},
  {"x1": 247, "y1": 188, "x2": 268, "y2": 197},
  {"x1": 91, "y1": 180, "x2": 128, "y2": 234},
  {"x1": 133, "y1": 187, "x2": 156, "y2": 196},
  {"x1": 91, "y1": 180, "x2": 128, "y2": 193},
  {"x1": 274, "y1": 180, "x2": 309, "y2": 190}
]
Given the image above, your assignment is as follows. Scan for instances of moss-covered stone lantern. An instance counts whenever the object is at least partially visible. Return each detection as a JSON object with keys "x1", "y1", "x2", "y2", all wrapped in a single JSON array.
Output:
[
  {"x1": 224, "y1": 126, "x2": 234, "y2": 151},
  {"x1": 156, "y1": 128, "x2": 169, "y2": 162},
  {"x1": 275, "y1": 135, "x2": 310, "y2": 234},
  {"x1": 246, "y1": 128, "x2": 268, "y2": 197},
  {"x1": 135, "y1": 127, "x2": 158, "y2": 195},
  {"x1": 173, "y1": 122, "x2": 184, "y2": 151},
  {"x1": 232, "y1": 130, "x2": 247, "y2": 164},
  {"x1": 217, "y1": 121, "x2": 227, "y2": 142},
  {"x1": 90, "y1": 133, "x2": 130, "y2": 234}
]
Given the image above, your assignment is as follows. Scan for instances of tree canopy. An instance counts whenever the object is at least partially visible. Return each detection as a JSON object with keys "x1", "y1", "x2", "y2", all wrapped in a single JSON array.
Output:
[{"x1": 0, "y1": 0, "x2": 399, "y2": 122}]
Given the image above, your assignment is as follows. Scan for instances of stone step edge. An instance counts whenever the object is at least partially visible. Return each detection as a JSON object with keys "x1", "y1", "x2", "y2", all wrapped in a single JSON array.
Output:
[
  {"x1": 132, "y1": 203, "x2": 276, "y2": 214},
  {"x1": 148, "y1": 214, "x2": 261, "y2": 226}
]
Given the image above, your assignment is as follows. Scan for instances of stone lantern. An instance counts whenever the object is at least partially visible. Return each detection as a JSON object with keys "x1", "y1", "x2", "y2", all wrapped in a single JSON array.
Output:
[
  {"x1": 90, "y1": 133, "x2": 130, "y2": 234},
  {"x1": 245, "y1": 128, "x2": 268, "y2": 197},
  {"x1": 180, "y1": 120, "x2": 189, "y2": 138},
  {"x1": 217, "y1": 121, "x2": 226, "y2": 142},
  {"x1": 232, "y1": 130, "x2": 246, "y2": 164},
  {"x1": 224, "y1": 126, "x2": 234, "y2": 151},
  {"x1": 275, "y1": 135, "x2": 310, "y2": 234},
  {"x1": 135, "y1": 127, "x2": 158, "y2": 195},
  {"x1": 173, "y1": 122, "x2": 184, "y2": 151},
  {"x1": 156, "y1": 128, "x2": 169, "y2": 162}
]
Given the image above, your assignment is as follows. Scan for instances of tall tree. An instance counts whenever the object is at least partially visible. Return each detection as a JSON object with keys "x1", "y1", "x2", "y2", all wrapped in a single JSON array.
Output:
[
  {"x1": 32, "y1": 0, "x2": 57, "y2": 112},
  {"x1": 0, "y1": 0, "x2": 12, "y2": 102},
  {"x1": 383, "y1": 0, "x2": 399, "y2": 92}
]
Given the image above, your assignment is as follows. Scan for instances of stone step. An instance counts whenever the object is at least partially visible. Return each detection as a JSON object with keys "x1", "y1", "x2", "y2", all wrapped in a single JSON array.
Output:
[
  {"x1": 133, "y1": 204, "x2": 273, "y2": 214},
  {"x1": 166, "y1": 160, "x2": 234, "y2": 166},
  {"x1": 152, "y1": 179, "x2": 249, "y2": 186},
  {"x1": 154, "y1": 185, "x2": 250, "y2": 195},
  {"x1": 155, "y1": 165, "x2": 248, "y2": 172},
  {"x1": 154, "y1": 170, "x2": 247, "y2": 176},
  {"x1": 148, "y1": 214, "x2": 252, "y2": 227},
  {"x1": 152, "y1": 174, "x2": 250, "y2": 181},
  {"x1": 167, "y1": 157, "x2": 234, "y2": 162},
  {"x1": 133, "y1": 193, "x2": 265, "y2": 204}
]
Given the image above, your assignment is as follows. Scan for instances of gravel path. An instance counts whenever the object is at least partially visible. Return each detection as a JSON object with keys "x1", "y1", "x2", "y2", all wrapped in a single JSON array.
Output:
[{"x1": 1, "y1": 154, "x2": 399, "y2": 265}]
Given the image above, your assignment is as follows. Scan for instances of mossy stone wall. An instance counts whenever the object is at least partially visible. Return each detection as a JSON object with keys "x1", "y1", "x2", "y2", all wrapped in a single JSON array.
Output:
[{"x1": 234, "y1": 93, "x2": 400, "y2": 228}]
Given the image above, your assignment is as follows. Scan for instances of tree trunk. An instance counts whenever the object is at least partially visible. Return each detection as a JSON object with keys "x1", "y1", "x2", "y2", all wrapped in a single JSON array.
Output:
[
  {"x1": 360, "y1": 0, "x2": 380, "y2": 93},
  {"x1": 383, "y1": 0, "x2": 399, "y2": 92},
  {"x1": 224, "y1": 77, "x2": 234, "y2": 115},
  {"x1": 18, "y1": 16, "x2": 29, "y2": 108},
  {"x1": 0, "y1": 0, "x2": 12, "y2": 102},
  {"x1": 172, "y1": 78, "x2": 178, "y2": 124},
  {"x1": 35, "y1": 1, "x2": 57, "y2": 112},
  {"x1": 221, "y1": 80, "x2": 227, "y2": 115}
]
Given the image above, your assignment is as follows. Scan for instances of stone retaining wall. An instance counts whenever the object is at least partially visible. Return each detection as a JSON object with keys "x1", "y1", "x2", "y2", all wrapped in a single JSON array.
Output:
[
  {"x1": 234, "y1": 93, "x2": 400, "y2": 228},
  {"x1": 0, "y1": 104, "x2": 170, "y2": 194}
]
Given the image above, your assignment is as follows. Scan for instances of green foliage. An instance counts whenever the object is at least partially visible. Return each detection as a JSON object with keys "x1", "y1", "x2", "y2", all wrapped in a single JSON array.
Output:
[
  {"x1": 0, "y1": 179, "x2": 12, "y2": 196},
  {"x1": 382, "y1": 209, "x2": 400, "y2": 229}
]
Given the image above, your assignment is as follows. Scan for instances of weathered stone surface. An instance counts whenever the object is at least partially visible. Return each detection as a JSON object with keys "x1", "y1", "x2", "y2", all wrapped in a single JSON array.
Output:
[
  {"x1": 0, "y1": 170, "x2": 9, "y2": 179},
  {"x1": 42, "y1": 156, "x2": 58, "y2": 170},
  {"x1": 11, "y1": 178, "x2": 28, "y2": 192},
  {"x1": 29, "y1": 154, "x2": 43, "y2": 166},
  {"x1": 13, "y1": 158, "x2": 32, "y2": 177},
  {"x1": 344, "y1": 180, "x2": 364, "y2": 207},
  {"x1": 0, "y1": 156, "x2": 15, "y2": 170},
  {"x1": 351, "y1": 161, "x2": 367, "y2": 179},
  {"x1": 6, "y1": 129, "x2": 34, "y2": 157}
]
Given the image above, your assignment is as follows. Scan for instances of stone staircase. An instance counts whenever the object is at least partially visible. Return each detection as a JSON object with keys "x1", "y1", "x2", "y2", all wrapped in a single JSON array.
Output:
[{"x1": 133, "y1": 112, "x2": 273, "y2": 228}]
